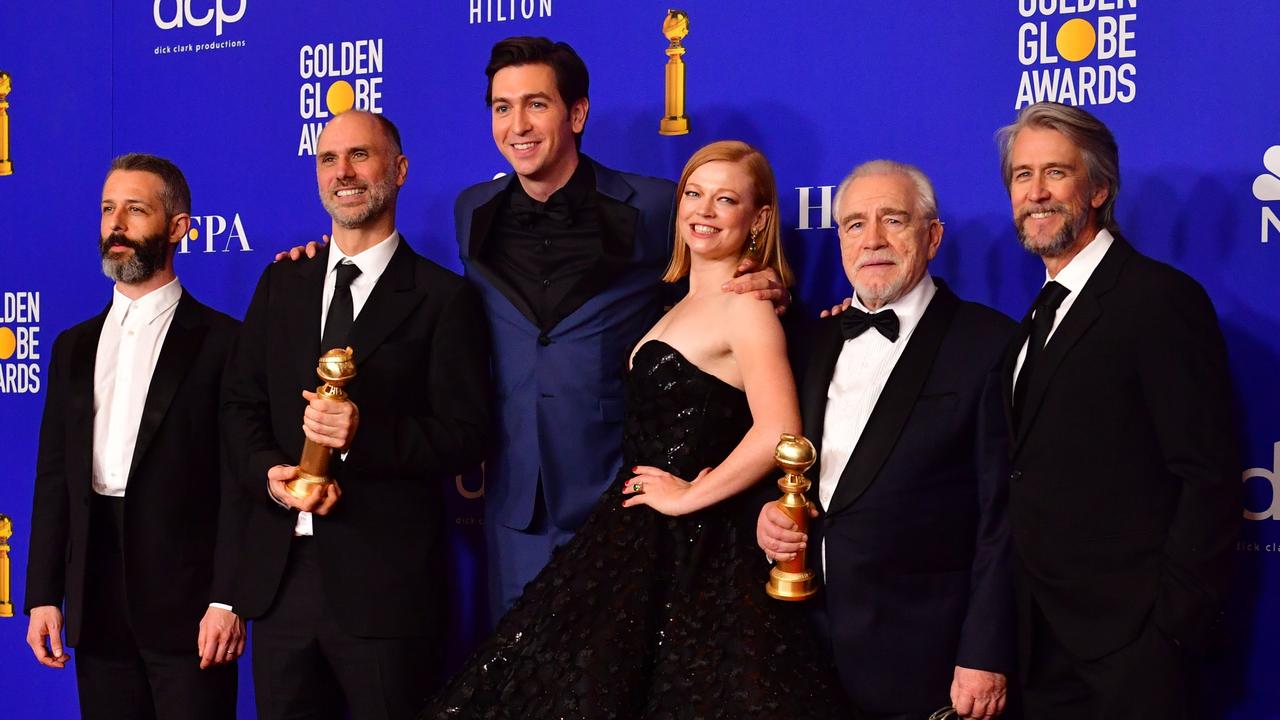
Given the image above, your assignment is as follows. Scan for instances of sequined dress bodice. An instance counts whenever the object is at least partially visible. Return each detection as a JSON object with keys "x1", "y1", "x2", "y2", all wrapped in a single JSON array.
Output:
[{"x1": 422, "y1": 341, "x2": 849, "y2": 720}]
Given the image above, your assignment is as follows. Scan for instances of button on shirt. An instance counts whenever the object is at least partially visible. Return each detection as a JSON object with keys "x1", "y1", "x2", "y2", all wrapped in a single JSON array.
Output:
[
  {"x1": 1011, "y1": 229, "x2": 1114, "y2": 388},
  {"x1": 93, "y1": 278, "x2": 183, "y2": 497},
  {"x1": 818, "y1": 274, "x2": 937, "y2": 573},
  {"x1": 293, "y1": 230, "x2": 400, "y2": 536}
]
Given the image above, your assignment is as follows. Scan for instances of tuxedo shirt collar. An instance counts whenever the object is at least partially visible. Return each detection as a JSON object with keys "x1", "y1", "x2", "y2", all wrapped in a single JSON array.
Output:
[
  {"x1": 849, "y1": 272, "x2": 937, "y2": 342},
  {"x1": 1042, "y1": 228, "x2": 1113, "y2": 294},
  {"x1": 327, "y1": 230, "x2": 400, "y2": 285},
  {"x1": 109, "y1": 277, "x2": 182, "y2": 328}
]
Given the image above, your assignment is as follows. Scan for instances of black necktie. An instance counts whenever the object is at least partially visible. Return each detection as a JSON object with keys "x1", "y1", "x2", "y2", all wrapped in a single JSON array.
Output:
[
  {"x1": 320, "y1": 261, "x2": 362, "y2": 353},
  {"x1": 1013, "y1": 280, "x2": 1070, "y2": 423},
  {"x1": 840, "y1": 307, "x2": 900, "y2": 342}
]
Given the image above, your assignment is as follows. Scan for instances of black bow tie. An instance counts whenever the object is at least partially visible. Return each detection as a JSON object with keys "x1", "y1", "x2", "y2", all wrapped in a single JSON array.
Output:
[
  {"x1": 840, "y1": 307, "x2": 900, "y2": 342},
  {"x1": 509, "y1": 189, "x2": 572, "y2": 227}
]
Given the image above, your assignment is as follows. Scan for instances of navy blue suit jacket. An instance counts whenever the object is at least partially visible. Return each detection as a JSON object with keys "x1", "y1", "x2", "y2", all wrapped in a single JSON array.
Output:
[
  {"x1": 454, "y1": 158, "x2": 674, "y2": 532},
  {"x1": 802, "y1": 281, "x2": 1016, "y2": 715}
]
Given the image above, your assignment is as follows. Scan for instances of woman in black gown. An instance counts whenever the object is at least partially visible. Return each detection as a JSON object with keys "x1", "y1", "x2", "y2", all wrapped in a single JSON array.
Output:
[{"x1": 423, "y1": 141, "x2": 850, "y2": 720}]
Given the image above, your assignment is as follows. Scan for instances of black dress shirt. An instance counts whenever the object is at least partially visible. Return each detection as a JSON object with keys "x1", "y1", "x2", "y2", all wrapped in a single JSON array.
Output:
[{"x1": 484, "y1": 161, "x2": 607, "y2": 332}]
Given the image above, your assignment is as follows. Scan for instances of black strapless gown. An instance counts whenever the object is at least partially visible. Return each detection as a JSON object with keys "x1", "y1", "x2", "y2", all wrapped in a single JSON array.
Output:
[{"x1": 423, "y1": 341, "x2": 850, "y2": 719}]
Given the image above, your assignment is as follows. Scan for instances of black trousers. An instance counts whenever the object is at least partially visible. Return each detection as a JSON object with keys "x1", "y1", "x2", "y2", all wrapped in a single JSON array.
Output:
[
  {"x1": 251, "y1": 536, "x2": 442, "y2": 720},
  {"x1": 76, "y1": 495, "x2": 237, "y2": 720},
  {"x1": 1021, "y1": 598, "x2": 1193, "y2": 720}
]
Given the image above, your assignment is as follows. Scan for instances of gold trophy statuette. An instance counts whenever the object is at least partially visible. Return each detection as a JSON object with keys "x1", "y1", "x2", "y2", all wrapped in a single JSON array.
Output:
[
  {"x1": 659, "y1": 10, "x2": 690, "y2": 136},
  {"x1": 0, "y1": 515, "x2": 13, "y2": 617},
  {"x1": 0, "y1": 71, "x2": 12, "y2": 175},
  {"x1": 765, "y1": 434, "x2": 818, "y2": 601},
  {"x1": 286, "y1": 347, "x2": 357, "y2": 499}
]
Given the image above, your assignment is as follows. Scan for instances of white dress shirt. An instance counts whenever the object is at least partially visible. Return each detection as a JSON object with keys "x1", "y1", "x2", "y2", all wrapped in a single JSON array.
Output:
[
  {"x1": 819, "y1": 274, "x2": 937, "y2": 573},
  {"x1": 293, "y1": 231, "x2": 400, "y2": 536},
  {"x1": 1012, "y1": 228, "x2": 1114, "y2": 387},
  {"x1": 92, "y1": 278, "x2": 182, "y2": 497}
]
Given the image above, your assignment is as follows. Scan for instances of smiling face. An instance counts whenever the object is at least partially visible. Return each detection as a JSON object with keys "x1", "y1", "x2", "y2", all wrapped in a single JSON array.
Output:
[
  {"x1": 489, "y1": 63, "x2": 587, "y2": 193},
  {"x1": 676, "y1": 159, "x2": 769, "y2": 264},
  {"x1": 835, "y1": 172, "x2": 942, "y2": 310},
  {"x1": 1008, "y1": 126, "x2": 1106, "y2": 259},
  {"x1": 316, "y1": 111, "x2": 407, "y2": 230},
  {"x1": 99, "y1": 170, "x2": 180, "y2": 283}
]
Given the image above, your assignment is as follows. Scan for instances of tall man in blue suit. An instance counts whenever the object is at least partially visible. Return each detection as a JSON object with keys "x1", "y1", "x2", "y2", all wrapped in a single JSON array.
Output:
[
  {"x1": 456, "y1": 37, "x2": 787, "y2": 618},
  {"x1": 757, "y1": 161, "x2": 1016, "y2": 720}
]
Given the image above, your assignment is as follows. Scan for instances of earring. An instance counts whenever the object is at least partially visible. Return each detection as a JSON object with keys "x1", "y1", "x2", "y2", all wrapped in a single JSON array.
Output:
[{"x1": 748, "y1": 229, "x2": 760, "y2": 255}]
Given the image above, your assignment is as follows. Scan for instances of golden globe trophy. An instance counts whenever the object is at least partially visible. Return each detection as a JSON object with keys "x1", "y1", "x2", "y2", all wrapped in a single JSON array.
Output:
[
  {"x1": 286, "y1": 347, "x2": 357, "y2": 499},
  {"x1": 0, "y1": 515, "x2": 13, "y2": 617},
  {"x1": 765, "y1": 434, "x2": 818, "y2": 601},
  {"x1": 659, "y1": 10, "x2": 690, "y2": 136},
  {"x1": 0, "y1": 71, "x2": 12, "y2": 175}
]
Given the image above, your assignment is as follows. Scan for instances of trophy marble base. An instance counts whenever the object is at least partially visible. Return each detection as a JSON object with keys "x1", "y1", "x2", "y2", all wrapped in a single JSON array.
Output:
[
  {"x1": 766, "y1": 566, "x2": 817, "y2": 601},
  {"x1": 659, "y1": 117, "x2": 689, "y2": 135}
]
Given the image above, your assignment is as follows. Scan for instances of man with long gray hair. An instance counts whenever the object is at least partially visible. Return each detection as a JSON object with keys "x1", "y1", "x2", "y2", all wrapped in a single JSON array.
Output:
[{"x1": 996, "y1": 101, "x2": 1238, "y2": 718}]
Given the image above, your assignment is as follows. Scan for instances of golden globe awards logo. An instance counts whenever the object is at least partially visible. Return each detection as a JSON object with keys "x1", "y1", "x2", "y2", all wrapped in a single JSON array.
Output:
[
  {"x1": 1014, "y1": 0, "x2": 1137, "y2": 109},
  {"x1": 0, "y1": 291, "x2": 41, "y2": 394},
  {"x1": 1252, "y1": 145, "x2": 1280, "y2": 244},
  {"x1": 179, "y1": 212, "x2": 252, "y2": 254},
  {"x1": 298, "y1": 39, "x2": 385, "y2": 156}
]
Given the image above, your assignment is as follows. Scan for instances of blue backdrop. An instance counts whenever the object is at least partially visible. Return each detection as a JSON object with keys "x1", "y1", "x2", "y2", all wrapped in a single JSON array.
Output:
[{"x1": 2, "y1": 1, "x2": 1277, "y2": 717}]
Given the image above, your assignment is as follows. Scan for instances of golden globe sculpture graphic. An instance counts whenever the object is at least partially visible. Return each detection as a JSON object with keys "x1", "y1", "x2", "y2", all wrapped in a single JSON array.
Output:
[
  {"x1": 659, "y1": 10, "x2": 690, "y2": 136},
  {"x1": 0, "y1": 71, "x2": 12, "y2": 175}
]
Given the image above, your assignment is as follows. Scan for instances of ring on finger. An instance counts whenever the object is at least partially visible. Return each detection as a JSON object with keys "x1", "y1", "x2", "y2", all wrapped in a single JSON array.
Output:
[{"x1": 632, "y1": 481, "x2": 644, "y2": 493}]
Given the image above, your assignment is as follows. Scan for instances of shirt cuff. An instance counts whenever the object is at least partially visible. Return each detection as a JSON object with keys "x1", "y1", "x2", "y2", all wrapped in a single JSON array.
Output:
[{"x1": 208, "y1": 602, "x2": 234, "y2": 613}]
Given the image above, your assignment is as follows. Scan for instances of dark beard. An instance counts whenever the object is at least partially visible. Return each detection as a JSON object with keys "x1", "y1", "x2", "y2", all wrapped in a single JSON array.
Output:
[{"x1": 100, "y1": 231, "x2": 170, "y2": 283}]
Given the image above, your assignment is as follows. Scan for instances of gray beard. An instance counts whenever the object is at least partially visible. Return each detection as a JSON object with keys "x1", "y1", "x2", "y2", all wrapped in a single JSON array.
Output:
[
  {"x1": 1015, "y1": 206, "x2": 1086, "y2": 258},
  {"x1": 100, "y1": 232, "x2": 169, "y2": 284}
]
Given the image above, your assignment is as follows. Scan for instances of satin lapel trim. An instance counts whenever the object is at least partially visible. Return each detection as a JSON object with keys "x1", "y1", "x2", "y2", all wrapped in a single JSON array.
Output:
[
  {"x1": 346, "y1": 238, "x2": 425, "y2": 367},
  {"x1": 801, "y1": 317, "x2": 845, "y2": 499},
  {"x1": 1012, "y1": 239, "x2": 1131, "y2": 450},
  {"x1": 466, "y1": 190, "x2": 540, "y2": 328},
  {"x1": 825, "y1": 287, "x2": 959, "y2": 516},
  {"x1": 127, "y1": 292, "x2": 206, "y2": 484},
  {"x1": 288, "y1": 246, "x2": 330, "y2": 382},
  {"x1": 69, "y1": 308, "x2": 109, "y2": 490},
  {"x1": 1003, "y1": 311, "x2": 1034, "y2": 439}
]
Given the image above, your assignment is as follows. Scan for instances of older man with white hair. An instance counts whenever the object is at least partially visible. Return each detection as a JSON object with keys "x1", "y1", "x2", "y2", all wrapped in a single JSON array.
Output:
[{"x1": 758, "y1": 160, "x2": 1017, "y2": 720}]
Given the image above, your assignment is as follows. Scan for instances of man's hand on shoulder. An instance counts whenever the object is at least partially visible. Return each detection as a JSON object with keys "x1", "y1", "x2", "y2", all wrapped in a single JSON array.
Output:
[
  {"x1": 950, "y1": 665, "x2": 1007, "y2": 720},
  {"x1": 26, "y1": 605, "x2": 69, "y2": 669},
  {"x1": 819, "y1": 297, "x2": 853, "y2": 318},
  {"x1": 267, "y1": 465, "x2": 342, "y2": 516},
  {"x1": 723, "y1": 257, "x2": 791, "y2": 316},
  {"x1": 197, "y1": 606, "x2": 245, "y2": 669},
  {"x1": 272, "y1": 235, "x2": 327, "y2": 263}
]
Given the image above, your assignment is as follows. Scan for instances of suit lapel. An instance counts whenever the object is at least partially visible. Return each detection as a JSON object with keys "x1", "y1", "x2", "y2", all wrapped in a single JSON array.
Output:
[
  {"x1": 286, "y1": 246, "x2": 329, "y2": 380},
  {"x1": 826, "y1": 285, "x2": 959, "y2": 516},
  {"x1": 1012, "y1": 239, "x2": 1130, "y2": 450},
  {"x1": 464, "y1": 180, "x2": 540, "y2": 328},
  {"x1": 345, "y1": 237, "x2": 426, "y2": 367},
  {"x1": 69, "y1": 308, "x2": 109, "y2": 490},
  {"x1": 1001, "y1": 311, "x2": 1033, "y2": 439},
  {"x1": 800, "y1": 317, "x2": 845, "y2": 500},
  {"x1": 127, "y1": 292, "x2": 207, "y2": 484}
]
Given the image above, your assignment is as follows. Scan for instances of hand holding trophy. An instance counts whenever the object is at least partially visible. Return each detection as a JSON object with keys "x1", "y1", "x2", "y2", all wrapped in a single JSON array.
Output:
[
  {"x1": 286, "y1": 347, "x2": 357, "y2": 499},
  {"x1": 765, "y1": 433, "x2": 818, "y2": 601}
]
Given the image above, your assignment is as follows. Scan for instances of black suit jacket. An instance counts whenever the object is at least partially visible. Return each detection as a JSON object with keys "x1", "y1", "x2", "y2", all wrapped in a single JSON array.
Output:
[
  {"x1": 801, "y1": 281, "x2": 1016, "y2": 715},
  {"x1": 223, "y1": 238, "x2": 492, "y2": 638},
  {"x1": 25, "y1": 291, "x2": 244, "y2": 653},
  {"x1": 1003, "y1": 237, "x2": 1238, "y2": 660}
]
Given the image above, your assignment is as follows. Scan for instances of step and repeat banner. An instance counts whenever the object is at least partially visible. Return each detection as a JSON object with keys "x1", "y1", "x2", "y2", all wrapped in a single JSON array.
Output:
[{"x1": 1, "y1": 1, "x2": 1277, "y2": 717}]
